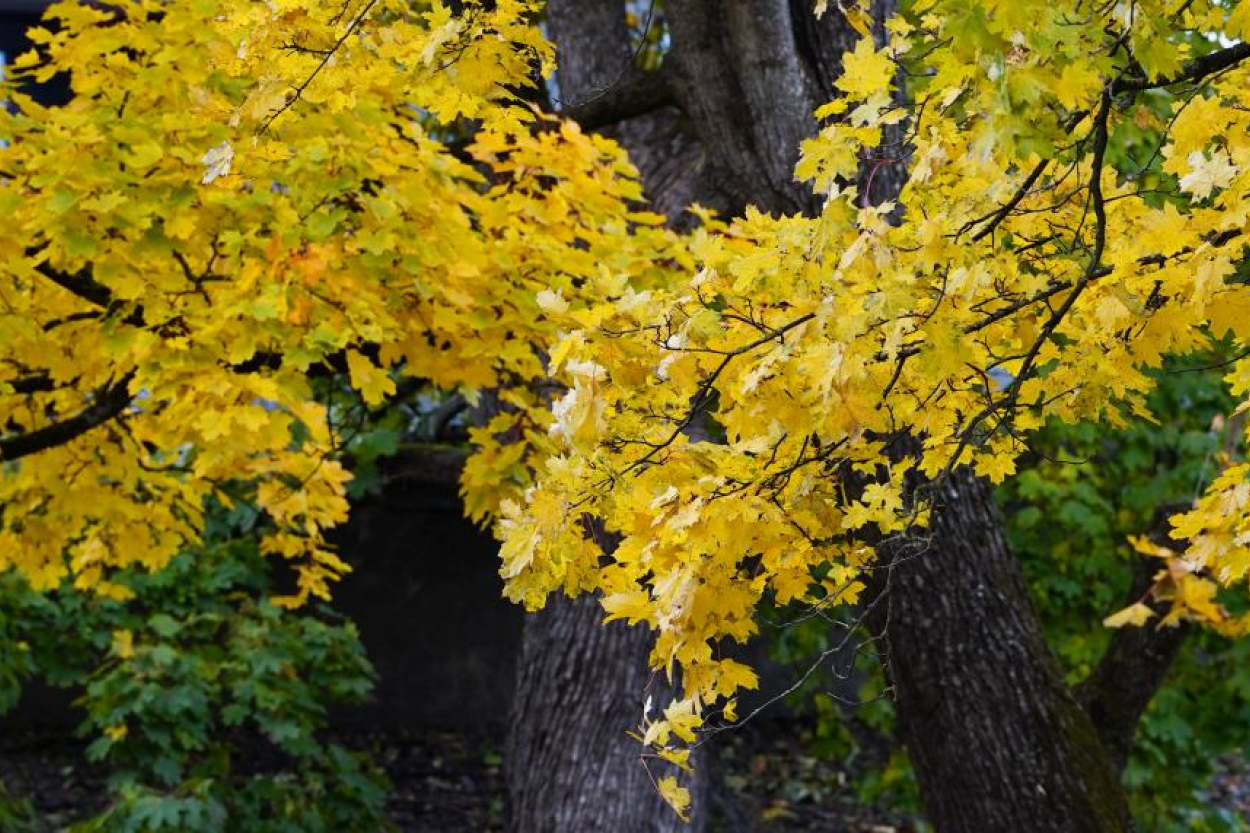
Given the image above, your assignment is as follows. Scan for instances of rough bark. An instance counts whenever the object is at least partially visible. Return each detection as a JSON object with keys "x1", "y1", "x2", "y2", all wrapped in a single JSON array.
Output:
[
  {"x1": 873, "y1": 471, "x2": 1132, "y2": 832},
  {"x1": 664, "y1": 0, "x2": 820, "y2": 216},
  {"x1": 550, "y1": 1, "x2": 712, "y2": 222},
  {"x1": 508, "y1": 595, "x2": 702, "y2": 832}
]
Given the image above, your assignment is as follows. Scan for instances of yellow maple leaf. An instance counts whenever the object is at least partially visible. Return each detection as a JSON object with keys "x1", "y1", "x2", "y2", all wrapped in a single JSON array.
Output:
[
  {"x1": 346, "y1": 349, "x2": 396, "y2": 406},
  {"x1": 835, "y1": 37, "x2": 894, "y2": 100},
  {"x1": 656, "y1": 776, "x2": 691, "y2": 821}
]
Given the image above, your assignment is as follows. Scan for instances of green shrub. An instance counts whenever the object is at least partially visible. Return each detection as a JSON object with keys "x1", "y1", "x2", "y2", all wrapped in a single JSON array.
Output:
[{"x1": 0, "y1": 534, "x2": 389, "y2": 832}]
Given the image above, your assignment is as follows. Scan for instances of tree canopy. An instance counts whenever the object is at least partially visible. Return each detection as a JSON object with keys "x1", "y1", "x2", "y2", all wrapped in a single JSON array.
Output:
[
  {"x1": 0, "y1": 0, "x2": 681, "y2": 600},
  {"x1": 4, "y1": 0, "x2": 1250, "y2": 820}
]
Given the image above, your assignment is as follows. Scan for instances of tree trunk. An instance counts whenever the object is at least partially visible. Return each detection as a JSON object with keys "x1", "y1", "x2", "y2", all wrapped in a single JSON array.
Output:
[
  {"x1": 508, "y1": 595, "x2": 702, "y2": 832},
  {"x1": 505, "y1": 4, "x2": 705, "y2": 831},
  {"x1": 873, "y1": 471, "x2": 1133, "y2": 832},
  {"x1": 1078, "y1": 542, "x2": 1188, "y2": 774}
]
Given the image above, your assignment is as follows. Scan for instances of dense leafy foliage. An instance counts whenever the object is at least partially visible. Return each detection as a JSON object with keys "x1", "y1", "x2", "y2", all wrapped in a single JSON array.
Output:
[
  {"x1": 1003, "y1": 360, "x2": 1250, "y2": 829},
  {"x1": 0, "y1": 0, "x2": 685, "y2": 603},
  {"x1": 495, "y1": 4, "x2": 1250, "y2": 803}
]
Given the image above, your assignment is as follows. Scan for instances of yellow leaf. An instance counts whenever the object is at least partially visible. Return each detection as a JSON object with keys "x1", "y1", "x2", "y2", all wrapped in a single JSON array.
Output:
[
  {"x1": 111, "y1": 629, "x2": 135, "y2": 659},
  {"x1": 835, "y1": 37, "x2": 894, "y2": 100},
  {"x1": 602, "y1": 589, "x2": 653, "y2": 626},
  {"x1": 973, "y1": 452, "x2": 1016, "y2": 484},
  {"x1": 657, "y1": 776, "x2": 691, "y2": 822},
  {"x1": 346, "y1": 350, "x2": 396, "y2": 406},
  {"x1": 1054, "y1": 62, "x2": 1101, "y2": 111},
  {"x1": 1103, "y1": 603, "x2": 1155, "y2": 629},
  {"x1": 839, "y1": 0, "x2": 874, "y2": 37},
  {"x1": 714, "y1": 659, "x2": 760, "y2": 697}
]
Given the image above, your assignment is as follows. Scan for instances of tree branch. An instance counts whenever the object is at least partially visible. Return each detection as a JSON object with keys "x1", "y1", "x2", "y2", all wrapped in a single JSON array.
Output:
[
  {"x1": 33, "y1": 260, "x2": 115, "y2": 309},
  {"x1": 29, "y1": 251, "x2": 147, "y2": 328},
  {"x1": 560, "y1": 65, "x2": 676, "y2": 131},
  {"x1": 259, "y1": 0, "x2": 381, "y2": 134},
  {"x1": 998, "y1": 92, "x2": 1109, "y2": 407},
  {"x1": 0, "y1": 372, "x2": 135, "y2": 461},
  {"x1": 1077, "y1": 553, "x2": 1188, "y2": 773},
  {"x1": 1112, "y1": 42, "x2": 1250, "y2": 93},
  {"x1": 967, "y1": 159, "x2": 1049, "y2": 242}
]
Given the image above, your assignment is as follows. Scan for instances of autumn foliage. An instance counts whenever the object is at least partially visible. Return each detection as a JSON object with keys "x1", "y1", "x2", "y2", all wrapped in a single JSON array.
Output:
[{"x1": 4, "y1": 0, "x2": 1250, "y2": 819}]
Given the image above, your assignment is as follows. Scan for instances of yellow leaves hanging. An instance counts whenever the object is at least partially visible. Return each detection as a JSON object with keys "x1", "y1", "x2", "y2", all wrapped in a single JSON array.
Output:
[
  {"x1": 0, "y1": 0, "x2": 589, "y2": 605},
  {"x1": 0, "y1": 0, "x2": 702, "y2": 612},
  {"x1": 490, "y1": 0, "x2": 1250, "y2": 780}
]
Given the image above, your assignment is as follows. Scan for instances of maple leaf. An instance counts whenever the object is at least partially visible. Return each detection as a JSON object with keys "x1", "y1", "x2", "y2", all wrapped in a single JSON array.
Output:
[
  {"x1": 346, "y1": 350, "x2": 397, "y2": 407},
  {"x1": 835, "y1": 37, "x2": 894, "y2": 100},
  {"x1": 973, "y1": 452, "x2": 1016, "y2": 484},
  {"x1": 657, "y1": 776, "x2": 691, "y2": 821},
  {"x1": 1055, "y1": 62, "x2": 1102, "y2": 110},
  {"x1": 200, "y1": 140, "x2": 234, "y2": 184},
  {"x1": 1179, "y1": 149, "x2": 1239, "y2": 200}
]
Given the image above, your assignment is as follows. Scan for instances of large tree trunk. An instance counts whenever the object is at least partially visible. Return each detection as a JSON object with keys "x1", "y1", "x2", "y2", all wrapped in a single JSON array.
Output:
[
  {"x1": 507, "y1": 595, "x2": 701, "y2": 832},
  {"x1": 873, "y1": 471, "x2": 1133, "y2": 831},
  {"x1": 504, "y1": 4, "x2": 705, "y2": 831}
]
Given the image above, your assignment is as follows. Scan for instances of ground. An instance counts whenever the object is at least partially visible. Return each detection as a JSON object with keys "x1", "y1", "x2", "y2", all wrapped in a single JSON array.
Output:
[
  {"x1": 0, "y1": 721, "x2": 910, "y2": 831},
  {"x1": 1, "y1": 722, "x2": 1246, "y2": 831}
]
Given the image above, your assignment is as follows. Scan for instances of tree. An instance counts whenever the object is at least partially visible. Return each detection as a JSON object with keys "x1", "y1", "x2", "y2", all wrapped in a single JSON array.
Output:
[
  {"x1": 3, "y1": 1, "x2": 1250, "y2": 832},
  {"x1": 495, "y1": 2, "x2": 1250, "y2": 831},
  {"x1": 506, "y1": 2, "x2": 876, "y2": 829}
]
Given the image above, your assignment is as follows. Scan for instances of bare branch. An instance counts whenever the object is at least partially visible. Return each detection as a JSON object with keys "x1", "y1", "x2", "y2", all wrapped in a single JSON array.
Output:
[{"x1": 561, "y1": 65, "x2": 676, "y2": 131}]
